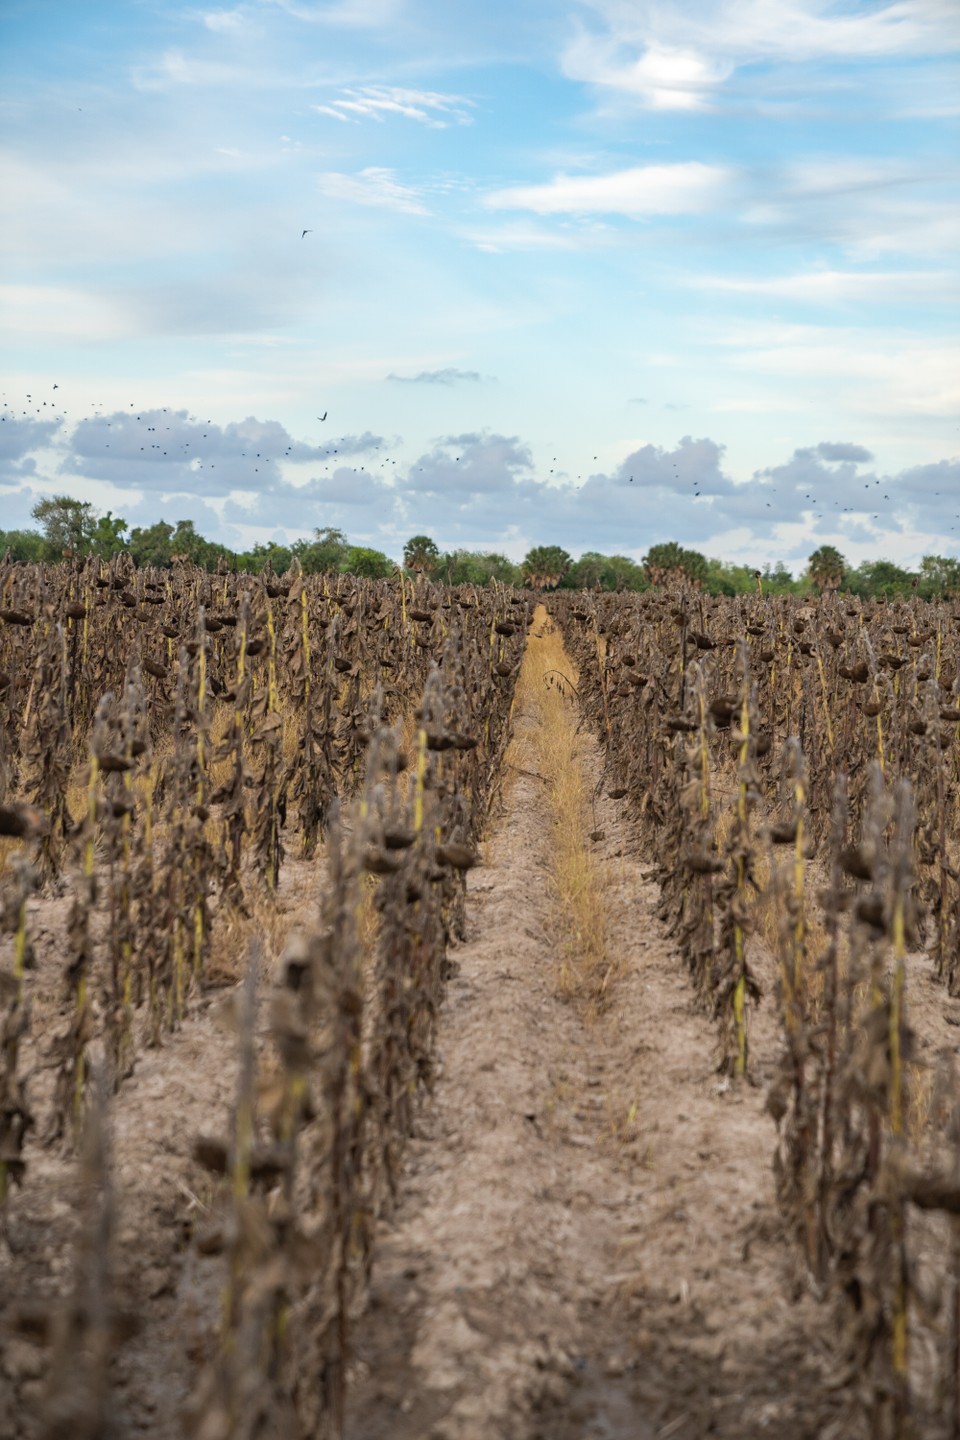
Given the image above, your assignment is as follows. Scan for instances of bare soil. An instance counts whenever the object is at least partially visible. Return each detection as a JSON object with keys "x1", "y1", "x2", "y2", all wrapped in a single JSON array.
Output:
[
  {"x1": 0, "y1": 854, "x2": 327, "y2": 1438},
  {"x1": 344, "y1": 668, "x2": 842, "y2": 1440},
  {"x1": 4, "y1": 624, "x2": 958, "y2": 1438}
]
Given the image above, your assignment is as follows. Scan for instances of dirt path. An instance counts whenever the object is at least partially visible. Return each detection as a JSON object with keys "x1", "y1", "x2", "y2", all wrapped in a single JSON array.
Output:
[{"x1": 345, "y1": 618, "x2": 838, "y2": 1440}]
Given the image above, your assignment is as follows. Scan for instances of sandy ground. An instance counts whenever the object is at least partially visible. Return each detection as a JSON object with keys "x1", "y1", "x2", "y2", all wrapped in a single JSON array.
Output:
[{"x1": 344, "y1": 655, "x2": 841, "y2": 1440}]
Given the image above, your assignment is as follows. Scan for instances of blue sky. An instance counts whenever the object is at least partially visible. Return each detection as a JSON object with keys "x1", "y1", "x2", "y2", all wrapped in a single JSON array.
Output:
[{"x1": 1, "y1": 0, "x2": 958, "y2": 569}]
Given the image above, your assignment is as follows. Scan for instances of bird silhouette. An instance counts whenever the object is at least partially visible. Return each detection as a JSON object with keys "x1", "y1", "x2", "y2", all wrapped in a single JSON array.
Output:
[
  {"x1": 301, "y1": 229, "x2": 312, "y2": 239},
  {"x1": 317, "y1": 412, "x2": 327, "y2": 421}
]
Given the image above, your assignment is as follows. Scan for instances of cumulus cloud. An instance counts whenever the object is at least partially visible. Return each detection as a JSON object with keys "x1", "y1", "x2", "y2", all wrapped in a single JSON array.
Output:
[
  {"x1": 59, "y1": 410, "x2": 384, "y2": 498},
  {"x1": 223, "y1": 470, "x2": 392, "y2": 525},
  {"x1": 0, "y1": 413, "x2": 62, "y2": 461},
  {"x1": 812, "y1": 441, "x2": 874, "y2": 463},
  {"x1": 0, "y1": 414, "x2": 63, "y2": 487},
  {"x1": 405, "y1": 433, "x2": 536, "y2": 497},
  {"x1": 4, "y1": 399, "x2": 959, "y2": 563}
]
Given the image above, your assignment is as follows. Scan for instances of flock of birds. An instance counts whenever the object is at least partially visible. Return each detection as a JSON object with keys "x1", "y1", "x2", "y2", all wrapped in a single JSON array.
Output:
[{"x1": 1, "y1": 379, "x2": 956, "y2": 531}]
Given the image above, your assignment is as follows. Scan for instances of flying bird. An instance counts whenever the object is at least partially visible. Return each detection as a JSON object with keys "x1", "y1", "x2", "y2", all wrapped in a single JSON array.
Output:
[
  {"x1": 301, "y1": 229, "x2": 312, "y2": 239},
  {"x1": 317, "y1": 412, "x2": 327, "y2": 421}
]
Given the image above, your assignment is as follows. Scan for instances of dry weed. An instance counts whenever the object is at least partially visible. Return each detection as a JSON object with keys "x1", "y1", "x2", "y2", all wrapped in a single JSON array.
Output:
[{"x1": 512, "y1": 607, "x2": 615, "y2": 1006}]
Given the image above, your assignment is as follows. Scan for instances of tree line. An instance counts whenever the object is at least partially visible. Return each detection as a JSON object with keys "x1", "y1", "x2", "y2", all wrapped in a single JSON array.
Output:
[{"x1": 2, "y1": 496, "x2": 957, "y2": 599}]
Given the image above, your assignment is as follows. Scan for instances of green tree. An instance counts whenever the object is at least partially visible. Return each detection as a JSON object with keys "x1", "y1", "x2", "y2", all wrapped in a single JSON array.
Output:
[
  {"x1": 32, "y1": 498, "x2": 128, "y2": 561},
  {"x1": 846, "y1": 559, "x2": 915, "y2": 599},
  {"x1": 564, "y1": 551, "x2": 610, "y2": 590},
  {"x1": 129, "y1": 520, "x2": 175, "y2": 568},
  {"x1": 761, "y1": 561, "x2": 801, "y2": 593},
  {"x1": 522, "y1": 545, "x2": 572, "y2": 589},
  {"x1": 605, "y1": 555, "x2": 649, "y2": 592},
  {"x1": 807, "y1": 545, "x2": 847, "y2": 593},
  {"x1": 341, "y1": 545, "x2": 394, "y2": 579},
  {"x1": 435, "y1": 549, "x2": 520, "y2": 586},
  {"x1": 403, "y1": 535, "x2": 440, "y2": 574},
  {"x1": 291, "y1": 527, "x2": 349, "y2": 575},
  {"x1": 563, "y1": 552, "x2": 649, "y2": 591},
  {"x1": 238, "y1": 540, "x2": 293, "y2": 575},
  {"x1": 31, "y1": 495, "x2": 97, "y2": 556},
  {"x1": 89, "y1": 511, "x2": 129, "y2": 558},
  {"x1": 168, "y1": 519, "x2": 232, "y2": 571},
  {"x1": 703, "y1": 558, "x2": 758, "y2": 596},
  {"x1": 917, "y1": 554, "x2": 960, "y2": 599},
  {"x1": 0, "y1": 528, "x2": 47, "y2": 563},
  {"x1": 644, "y1": 542, "x2": 708, "y2": 589}
]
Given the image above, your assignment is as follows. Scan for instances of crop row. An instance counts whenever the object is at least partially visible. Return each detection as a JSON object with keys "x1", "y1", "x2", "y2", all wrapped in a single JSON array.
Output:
[
  {"x1": 552, "y1": 587, "x2": 960, "y2": 1439},
  {"x1": 0, "y1": 556, "x2": 528, "y2": 1438}
]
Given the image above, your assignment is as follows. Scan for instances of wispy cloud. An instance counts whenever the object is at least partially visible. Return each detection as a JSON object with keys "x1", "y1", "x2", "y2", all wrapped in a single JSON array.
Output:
[
  {"x1": 387, "y1": 368, "x2": 484, "y2": 385},
  {"x1": 740, "y1": 160, "x2": 960, "y2": 262},
  {"x1": 266, "y1": 0, "x2": 403, "y2": 28},
  {"x1": 715, "y1": 323, "x2": 960, "y2": 417},
  {"x1": 484, "y1": 162, "x2": 732, "y2": 216},
  {"x1": 315, "y1": 166, "x2": 428, "y2": 214},
  {"x1": 201, "y1": 9, "x2": 251, "y2": 34},
  {"x1": 0, "y1": 284, "x2": 136, "y2": 343},
  {"x1": 464, "y1": 219, "x2": 608, "y2": 253},
  {"x1": 692, "y1": 268, "x2": 958, "y2": 304},
  {"x1": 564, "y1": 1, "x2": 960, "y2": 110},
  {"x1": 131, "y1": 49, "x2": 254, "y2": 91},
  {"x1": 563, "y1": 33, "x2": 730, "y2": 111},
  {"x1": 313, "y1": 85, "x2": 474, "y2": 127}
]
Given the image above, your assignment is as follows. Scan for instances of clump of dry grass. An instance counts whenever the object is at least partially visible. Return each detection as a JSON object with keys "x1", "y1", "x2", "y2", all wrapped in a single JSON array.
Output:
[{"x1": 511, "y1": 606, "x2": 614, "y2": 1005}]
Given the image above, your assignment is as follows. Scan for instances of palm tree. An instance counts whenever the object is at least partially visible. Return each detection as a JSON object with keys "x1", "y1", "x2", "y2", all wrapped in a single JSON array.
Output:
[
  {"x1": 643, "y1": 542, "x2": 707, "y2": 590},
  {"x1": 402, "y1": 535, "x2": 440, "y2": 574},
  {"x1": 522, "y1": 545, "x2": 571, "y2": 590},
  {"x1": 807, "y1": 545, "x2": 847, "y2": 593}
]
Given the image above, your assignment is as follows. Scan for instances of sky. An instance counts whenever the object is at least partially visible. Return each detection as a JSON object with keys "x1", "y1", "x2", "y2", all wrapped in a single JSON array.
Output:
[{"x1": 1, "y1": 0, "x2": 958, "y2": 571}]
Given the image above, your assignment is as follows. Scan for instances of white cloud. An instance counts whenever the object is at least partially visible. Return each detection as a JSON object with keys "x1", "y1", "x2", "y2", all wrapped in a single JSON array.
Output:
[
  {"x1": 312, "y1": 85, "x2": 474, "y2": 127},
  {"x1": 693, "y1": 269, "x2": 958, "y2": 304},
  {"x1": 736, "y1": 158, "x2": 960, "y2": 262},
  {"x1": 464, "y1": 219, "x2": 612, "y2": 253},
  {"x1": 566, "y1": 1, "x2": 960, "y2": 108},
  {"x1": 0, "y1": 284, "x2": 135, "y2": 343},
  {"x1": 266, "y1": 0, "x2": 403, "y2": 27},
  {"x1": 202, "y1": 9, "x2": 250, "y2": 33},
  {"x1": 484, "y1": 162, "x2": 732, "y2": 216},
  {"x1": 131, "y1": 49, "x2": 252, "y2": 90},
  {"x1": 315, "y1": 166, "x2": 428, "y2": 214},
  {"x1": 717, "y1": 325, "x2": 960, "y2": 416},
  {"x1": 780, "y1": 157, "x2": 914, "y2": 198},
  {"x1": 563, "y1": 33, "x2": 731, "y2": 110},
  {"x1": 387, "y1": 368, "x2": 484, "y2": 384}
]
